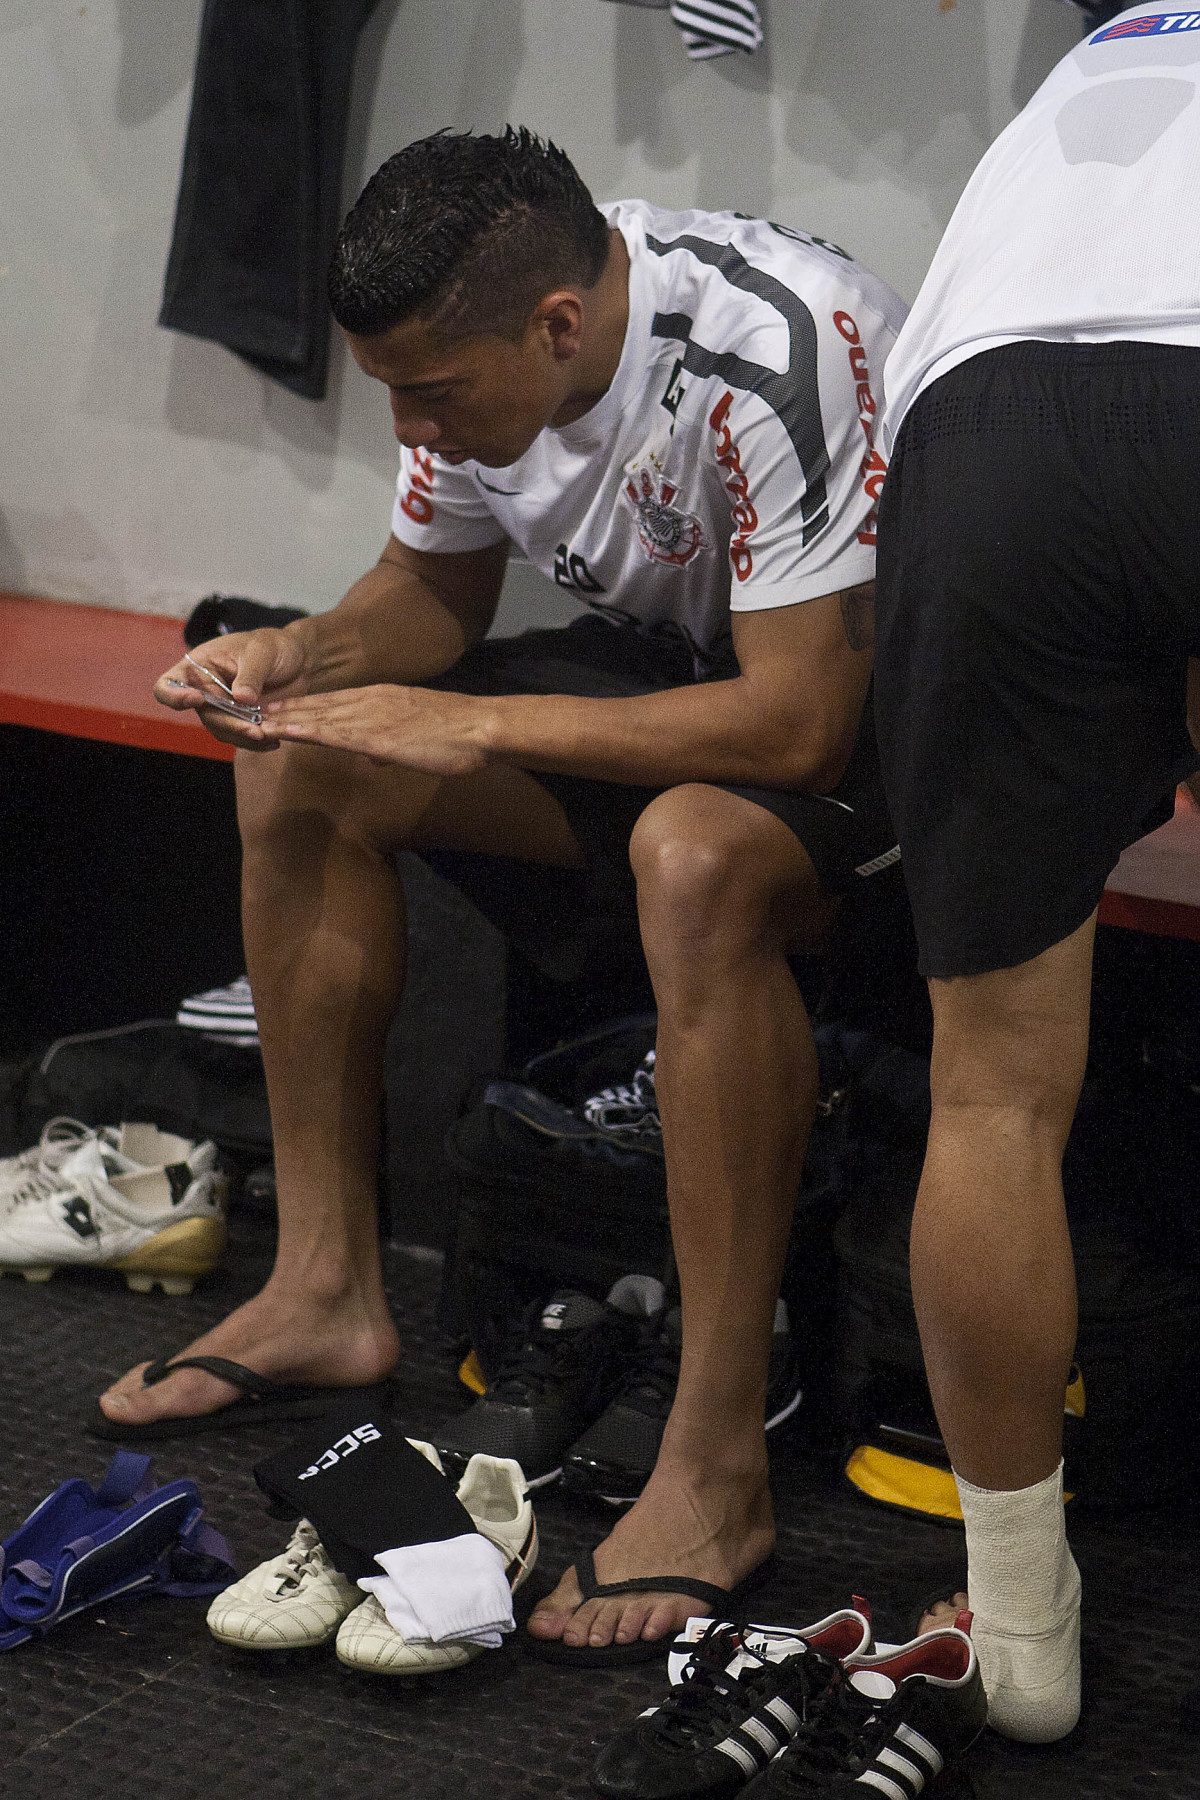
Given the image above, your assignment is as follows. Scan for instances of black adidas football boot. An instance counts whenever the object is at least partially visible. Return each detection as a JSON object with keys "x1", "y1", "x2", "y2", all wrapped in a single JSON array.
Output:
[
  {"x1": 563, "y1": 1300, "x2": 803, "y2": 1505},
  {"x1": 431, "y1": 1275, "x2": 663, "y2": 1487},
  {"x1": 593, "y1": 1608, "x2": 873, "y2": 1800},
  {"x1": 741, "y1": 1622, "x2": 987, "y2": 1799}
]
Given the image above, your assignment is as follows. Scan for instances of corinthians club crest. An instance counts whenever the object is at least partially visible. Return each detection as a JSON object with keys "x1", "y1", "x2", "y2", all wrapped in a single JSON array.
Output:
[{"x1": 622, "y1": 460, "x2": 710, "y2": 569}]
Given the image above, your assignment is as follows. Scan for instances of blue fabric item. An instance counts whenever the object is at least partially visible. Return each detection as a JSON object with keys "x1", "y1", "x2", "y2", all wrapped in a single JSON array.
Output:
[{"x1": 0, "y1": 1453, "x2": 235, "y2": 1649}]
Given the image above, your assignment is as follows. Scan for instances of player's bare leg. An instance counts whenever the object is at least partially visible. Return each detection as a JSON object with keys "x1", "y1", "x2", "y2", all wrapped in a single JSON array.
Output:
[
  {"x1": 908, "y1": 917, "x2": 1093, "y2": 1735},
  {"x1": 99, "y1": 744, "x2": 585, "y2": 1427},
  {"x1": 529, "y1": 785, "x2": 835, "y2": 1647}
]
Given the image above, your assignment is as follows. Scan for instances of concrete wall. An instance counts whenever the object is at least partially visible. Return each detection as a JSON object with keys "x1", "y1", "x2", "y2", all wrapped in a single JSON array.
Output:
[{"x1": 0, "y1": 0, "x2": 1080, "y2": 629}]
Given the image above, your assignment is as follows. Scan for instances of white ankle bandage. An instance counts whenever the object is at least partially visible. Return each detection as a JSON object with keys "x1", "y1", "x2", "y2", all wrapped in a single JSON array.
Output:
[{"x1": 955, "y1": 1460, "x2": 1081, "y2": 1744}]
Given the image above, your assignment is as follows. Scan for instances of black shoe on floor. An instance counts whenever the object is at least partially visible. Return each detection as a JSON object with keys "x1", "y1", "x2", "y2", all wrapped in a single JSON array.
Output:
[
  {"x1": 741, "y1": 1623, "x2": 987, "y2": 1799},
  {"x1": 563, "y1": 1300, "x2": 803, "y2": 1506},
  {"x1": 431, "y1": 1275, "x2": 664, "y2": 1488},
  {"x1": 592, "y1": 1608, "x2": 872, "y2": 1799},
  {"x1": 183, "y1": 594, "x2": 308, "y2": 647}
]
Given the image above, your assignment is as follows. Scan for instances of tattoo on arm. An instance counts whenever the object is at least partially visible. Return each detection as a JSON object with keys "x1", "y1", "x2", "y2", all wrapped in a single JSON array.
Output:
[{"x1": 840, "y1": 583, "x2": 875, "y2": 652}]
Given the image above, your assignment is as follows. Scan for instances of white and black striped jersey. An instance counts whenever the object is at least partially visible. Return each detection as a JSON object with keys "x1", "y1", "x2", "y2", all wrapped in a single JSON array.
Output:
[
  {"x1": 598, "y1": 1, "x2": 764, "y2": 62},
  {"x1": 883, "y1": 5, "x2": 1200, "y2": 450},
  {"x1": 391, "y1": 199, "x2": 907, "y2": 658}
]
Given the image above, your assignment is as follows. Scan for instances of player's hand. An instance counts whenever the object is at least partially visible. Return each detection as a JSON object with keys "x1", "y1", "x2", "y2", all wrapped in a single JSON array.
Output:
[
  {"x1": 258, "y1": 684, "x2": 493, "y2": 778},
  {"x1": 153, "y1": 628, "x2": 310, "y2": 750}
]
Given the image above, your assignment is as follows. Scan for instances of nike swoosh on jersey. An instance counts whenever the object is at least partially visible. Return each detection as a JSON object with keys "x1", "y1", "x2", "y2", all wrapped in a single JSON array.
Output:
[{"x1": 476, "y1": 477, "x2": 523, "y2": 495}]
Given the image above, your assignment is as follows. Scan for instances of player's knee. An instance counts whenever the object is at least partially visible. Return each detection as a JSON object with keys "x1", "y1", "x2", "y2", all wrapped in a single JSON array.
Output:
[
  {"x1": 928, "y1": 971, "x2": 1090, "y2": 1138},
  {"x1": 929, "y1": 1037, "x2": 1084, "y2": 1151},
  {"x1": 630, "y1": 787, "x2": 772, "y2": 943},
  {"x1": 235, "y1": 741, "x2": 398, "y2": 855}
]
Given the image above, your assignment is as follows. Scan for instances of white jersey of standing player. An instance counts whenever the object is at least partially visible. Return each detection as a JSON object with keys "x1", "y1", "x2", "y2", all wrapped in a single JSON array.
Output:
[
  {"x1": 883, "y1": 5, "x2": 1200, "y2": 451},
  {"x1": 391, "y1": 199, "x2": 907, "y2": 668}
]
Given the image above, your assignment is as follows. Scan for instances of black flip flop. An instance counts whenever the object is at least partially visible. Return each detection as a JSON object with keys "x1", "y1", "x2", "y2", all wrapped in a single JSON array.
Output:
[
  {"x1": 524, "y1": 1546, "x2": 778, "y2": 1667},
  {"x1": 86, "y1": 1355, "x2": 396, "y2": 1443}
]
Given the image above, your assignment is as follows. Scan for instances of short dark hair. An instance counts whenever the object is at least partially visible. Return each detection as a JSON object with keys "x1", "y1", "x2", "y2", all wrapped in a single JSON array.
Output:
[{"x1": 328, "y1": 127, "x2": 611, "y2": 341}]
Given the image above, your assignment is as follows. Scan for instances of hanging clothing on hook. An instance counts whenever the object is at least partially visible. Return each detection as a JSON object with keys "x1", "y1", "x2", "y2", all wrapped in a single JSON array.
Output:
[
  {"x1": 600, "y1": 0, "x2": 763, "y2": 61},
  {"x1": 160, "y1": 0, "x2": 382, "y2": 401}
]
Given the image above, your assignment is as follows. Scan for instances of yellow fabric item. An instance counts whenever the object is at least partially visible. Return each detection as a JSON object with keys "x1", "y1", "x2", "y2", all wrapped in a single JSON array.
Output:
[
  {"x1": 846, "y1": 1444, "x2": 1076, "y2": 1520},
  {"x1": 458, "y1": 1350, "x2": 487, "y2": 1396},
  {"x1": 845, "y1": 1445, "x2": 964, "y2": 1521},
  {"x1": 1064, "y1": 1364, "x2": 1086, "y2": 1419}
]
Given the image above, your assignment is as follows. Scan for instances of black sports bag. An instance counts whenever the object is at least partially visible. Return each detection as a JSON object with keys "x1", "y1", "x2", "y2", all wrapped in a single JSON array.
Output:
[
  {"x1": 440, "y1": 1015, "x2": 670, "y2": 1374},
  {"x1": 17, "y1": 1022, "x2": 272, "y2": 1162},
  {"x1": 439, "y1": 1015, "x2": 873, "y2": 1406}
]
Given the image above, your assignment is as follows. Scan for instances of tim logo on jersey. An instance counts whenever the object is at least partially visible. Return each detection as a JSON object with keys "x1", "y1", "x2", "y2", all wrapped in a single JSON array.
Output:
[
  {"x1": 622, "y1": 462, "x2": 710, "y2": 569},
  {"x1": 1093, "y1": 12, "x2": 1200, "y2": 40}
]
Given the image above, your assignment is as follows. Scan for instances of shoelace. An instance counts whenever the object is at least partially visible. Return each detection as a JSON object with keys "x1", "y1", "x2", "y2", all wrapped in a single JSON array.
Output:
[
  {"x1": 613, "y1": 1328, "x2": 680, "y2": 1422},
  {"x1": 765, "y1": 1666, "x2": 904, "y2": 1793},
  {"x1": 582, "y1": 1051, "x2": 660, "y2": 1136},
  {"x1": 488, "y1": 1322, "x2": 590, "y2": 1405},
  {"x1": 8, "y1": 1168, "x2": 82, "y2": 1210},
  {"x1": 273, "y1": 1528, "x2": 327, "y2": 1595},
  {"x1": 2, "y1": 1118, "x2": 98, "y2": 1193},
  {"x1": 654, "y1": 1624, "x2": 839, "y2": 1753}
]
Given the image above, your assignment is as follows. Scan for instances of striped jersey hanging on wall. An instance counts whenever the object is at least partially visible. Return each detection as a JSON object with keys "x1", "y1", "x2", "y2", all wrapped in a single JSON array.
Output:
[{"x1": 600, "y1": 0, "x2": 764, "y2": 60}]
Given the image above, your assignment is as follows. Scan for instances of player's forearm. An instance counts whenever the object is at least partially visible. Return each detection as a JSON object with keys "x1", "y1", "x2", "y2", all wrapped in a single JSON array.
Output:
[
  {"x1": 480, "y1": 679, "x2": 847, "y2": 791},
  {"x1": 283, "y1": 561, "x2": 485, "y2": 694}
]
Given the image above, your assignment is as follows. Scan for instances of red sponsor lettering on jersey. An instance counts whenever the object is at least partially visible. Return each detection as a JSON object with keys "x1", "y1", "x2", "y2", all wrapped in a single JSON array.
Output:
[
  {"x1": 399, "y1": 447, "x2": 436, "y2": 526},
  {"x1": 834, "y1": 310, "x2": 886, "y2": 548},
  {"x1": 709, "y1": 391, "x2": 757, "y2": 582}
]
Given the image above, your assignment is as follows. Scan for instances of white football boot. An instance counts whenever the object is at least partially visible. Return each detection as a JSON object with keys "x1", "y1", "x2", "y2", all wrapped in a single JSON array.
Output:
[
  {"x1": 208, "y1": 1440, "x2": 449, "y2": 1654},
  {"x1": 335, "y1": 1450, "x2": 538, "y2": 1676},
  {"x1": 0, "y1": 1131, "x2": 226, "y2": 1294},
  {"x1": 207, "y1": 1520, "x2": 360, "y2": 1650}
]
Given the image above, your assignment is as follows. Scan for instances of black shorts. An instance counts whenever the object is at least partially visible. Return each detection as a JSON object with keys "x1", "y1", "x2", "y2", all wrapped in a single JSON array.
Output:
[
  {"x1": 428, "y1": 613, "x2": 898, "y2": 914},
  {"x1": 875, "y1": 340, "x2": 1200, "y2": 980}
]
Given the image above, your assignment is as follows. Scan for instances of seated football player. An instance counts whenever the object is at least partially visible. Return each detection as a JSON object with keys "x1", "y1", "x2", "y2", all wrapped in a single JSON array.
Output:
[{"x1": 107, "y1": 127, "x2": 908, "y2": 1655}]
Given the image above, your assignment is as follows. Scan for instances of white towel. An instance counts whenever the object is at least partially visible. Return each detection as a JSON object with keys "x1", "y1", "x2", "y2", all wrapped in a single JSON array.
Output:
[{"x1": 358, "y1": 1533, "x2": 514, "y2": 1649}]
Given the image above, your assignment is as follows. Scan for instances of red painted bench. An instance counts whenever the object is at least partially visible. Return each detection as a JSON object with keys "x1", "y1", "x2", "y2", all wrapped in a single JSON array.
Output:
[
  {"x1": 3, "y1": 591, "x2": 1199, "y2": 938},
  {"x1": 1099, "y1": 783, "x2": 1200, "y2": 943},
  {"x1": 0, "y1": 592, "x2": 233, "y2": 763}
]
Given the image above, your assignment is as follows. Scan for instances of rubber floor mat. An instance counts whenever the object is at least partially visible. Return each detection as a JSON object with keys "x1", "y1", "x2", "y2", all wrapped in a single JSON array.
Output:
[{"x1": 0, "y1": 1210, "x2": 1196, "y2": 1799}]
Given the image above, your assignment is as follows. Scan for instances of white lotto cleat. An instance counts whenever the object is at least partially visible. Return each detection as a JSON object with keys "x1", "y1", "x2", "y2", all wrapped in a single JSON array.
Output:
[
  {"x1": 0, "y1": 1132, "x2": 226, "y2": 1294},
  {"x1": 335, "y1": 1453, "x2": 538, "y2": 1676},
  {"x1": 207, "y1": 1520, "x2": 360, "y2": 1650}
]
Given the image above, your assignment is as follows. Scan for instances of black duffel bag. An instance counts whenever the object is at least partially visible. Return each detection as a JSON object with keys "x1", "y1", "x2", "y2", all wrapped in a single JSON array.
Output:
[
  {"x1": 17, "y1": 1022, "x2": 272, "y2": 1163},
  {"x1": 440, "y1": 1014, "x2": 670, "y2": 1376},
  {"x1": 439, "y1": 1015, "x2": 872, "y2": 1412}
]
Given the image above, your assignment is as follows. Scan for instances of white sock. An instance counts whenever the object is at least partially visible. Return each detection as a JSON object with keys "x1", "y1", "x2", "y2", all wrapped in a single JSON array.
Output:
[
  {"x1": 955, "y1": 1461, "x2": 1081, "y2": 1743},
  {"x1": 357, "y1": 1534, "x2": 514, "y2": 1649}
]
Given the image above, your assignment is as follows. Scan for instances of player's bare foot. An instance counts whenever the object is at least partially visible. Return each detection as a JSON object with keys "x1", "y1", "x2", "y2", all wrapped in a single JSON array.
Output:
[
  {"x1": 527, "y1": 1457, "x2": 775, "y2": 1649},
  {"x1": 96, "y1": 1283, "x2": 400, "y2": 1426},
  {"x1": 918, "y1": 1591, "x2": 970, "y2": 1635}
]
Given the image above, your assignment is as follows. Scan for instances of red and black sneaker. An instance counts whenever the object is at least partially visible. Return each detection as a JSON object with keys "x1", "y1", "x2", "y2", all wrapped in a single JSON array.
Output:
[{"x1": 741, "y1": 1619, "x2": 987, "y2": 1799}]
